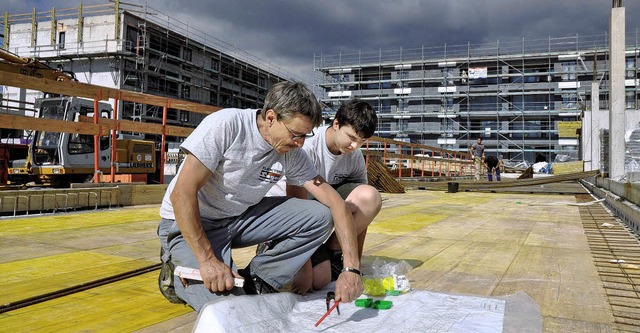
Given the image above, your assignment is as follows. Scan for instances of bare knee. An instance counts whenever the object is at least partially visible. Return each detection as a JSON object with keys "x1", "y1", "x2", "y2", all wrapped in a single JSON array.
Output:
[
  {"x1": 346, "y1": 185, "x2": 382, "y2": 232},
  {"x1": 312, "y1": 261, "x2": 332, "y2": 290},
  {"x1": 347, "y1": 185, "x2": 382, "y2": 214}
]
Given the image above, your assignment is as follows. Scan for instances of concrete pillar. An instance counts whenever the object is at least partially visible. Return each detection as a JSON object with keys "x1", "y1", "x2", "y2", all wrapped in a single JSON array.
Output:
[
  {"x1": 584, "y1": 82, "x2": 599, "y2": 171},
  {"x1": 609, "y1": 7, "x2": 625, "y2": 179}
]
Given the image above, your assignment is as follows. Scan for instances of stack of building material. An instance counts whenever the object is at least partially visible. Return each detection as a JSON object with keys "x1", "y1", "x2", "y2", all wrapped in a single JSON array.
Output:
[
  {"x1": 600, "y1": 129, "x2": 609, "y2": 174},
  {"x1": 553, "y1": 161, "x2": 584, "y2": 175},
  {"x1": 367, "y1": 160, "x2": 405, "y2": 193},
  {"x1": 625, "y1": 127, "x2": 640, "y2": 173}
]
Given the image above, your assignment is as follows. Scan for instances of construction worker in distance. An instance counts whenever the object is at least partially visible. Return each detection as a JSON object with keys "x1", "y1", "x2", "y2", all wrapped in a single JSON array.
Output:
[
  {"x1": 484, "y1": 155, "x2": 501, "y2": 181},
  {"x1": 470, "y1": 137, "x2": 485, "y2": 182}
]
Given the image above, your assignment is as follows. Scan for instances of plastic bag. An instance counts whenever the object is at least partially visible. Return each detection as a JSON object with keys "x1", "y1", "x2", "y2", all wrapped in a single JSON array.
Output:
[{"x1": 363, "y1": 258, "x2": 413, "y2": 296}]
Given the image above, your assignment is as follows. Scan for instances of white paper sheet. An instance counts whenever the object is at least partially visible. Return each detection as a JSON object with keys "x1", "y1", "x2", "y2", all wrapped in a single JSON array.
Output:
[{"x1": 193, "y1": 287, "x2": 541, "y2": 333}]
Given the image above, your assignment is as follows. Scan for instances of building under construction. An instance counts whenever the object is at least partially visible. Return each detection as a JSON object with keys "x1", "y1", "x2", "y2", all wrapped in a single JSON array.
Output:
[
  {"x1": 314, "y1": 34, "x2": 640, "y2": 165},
  {"x1": 1, "y1": 2, "x2": 293, "y2": 143}
]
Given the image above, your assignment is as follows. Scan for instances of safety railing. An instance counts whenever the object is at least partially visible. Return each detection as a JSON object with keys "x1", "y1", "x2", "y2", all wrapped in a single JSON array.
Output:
[{"x1": 363, "y1": 136, "x2": 474, "y2": 178}]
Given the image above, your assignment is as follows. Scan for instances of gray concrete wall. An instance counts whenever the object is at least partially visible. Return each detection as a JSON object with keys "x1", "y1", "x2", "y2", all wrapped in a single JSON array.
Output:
[
  {"x1": 590, "y1": 177, "x2": 640, "y2": 235},
  {"x1": 582, "y1": 108, "x2": 640, "y2": 172}
]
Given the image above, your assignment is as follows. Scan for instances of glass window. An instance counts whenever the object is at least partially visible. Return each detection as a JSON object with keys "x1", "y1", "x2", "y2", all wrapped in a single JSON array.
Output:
[
  {"x1": 39, "y1": 101, "x2": 66, "y2": 120},
  {"x1": 512, "y1": 68, "x2": 543, "y2": 83},
  {"x1": 469, "y1": 96, "x2": 495, "y2": 111},
  {"x1": 397, "y1": 99, "x2": 408, "y2": 112},
  {"x1": 58, "y1": 31, "x2": 65, "y2": 49},
  {"x1": 626, "y1": 58, "x2": 636, "y2": 79},
  {"x1": 562, "y1": 93, "x2": 577, "y2": 109},
  {"x1": 179, "y1": 110, "x2": 190, "y2": 123},
  {"x1": 512, "y1": 95, "x2": 549, "y2": 111},
  {"x1": 562, "y1": 62, "x2": 576, "y2": 81},
  {"x1": 380, "y1": 99, "x2": 391, "y2": 113},
  {"x1": 182, "y1": 47, "x2": 193, "y2": 62},
  {"x1": 397, "y1": 70, "x2": 408, "y2": 80},
  {"x1": 441, "y1": 96, "x2": 454, "y2": 112},
  {"x1": 210, "y1": 58, "x2": 219, "y2": 71},
  {"x1": 441, "y1": 68, "x2": 454, "y2": 85},
  {"x1": 209, "y1": 86, "x2": 218, "y2": 105},
  {"x1": 181, "y1": 77, "x2": 191, "y2": 100},
  {"x1": 480, "y1": 121, "x2": 498, "y2": 139},
  {"x1": 511, "y1": 121, "x2": 542, "y2": 139},
  {"x1": 626, "y1": 91, "x2": 636, "y2": 109},
  {"x1": 68, "y1": 106, "x2": 110, "y2": 154}
]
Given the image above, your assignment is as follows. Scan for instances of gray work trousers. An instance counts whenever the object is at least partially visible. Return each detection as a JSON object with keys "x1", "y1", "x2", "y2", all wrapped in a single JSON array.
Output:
[{"x1": 157, "y1": 196, "x2": 333, "y2": 311}]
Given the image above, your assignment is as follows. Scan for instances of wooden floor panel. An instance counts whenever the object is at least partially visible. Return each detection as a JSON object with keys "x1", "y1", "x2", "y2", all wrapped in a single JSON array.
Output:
[{"x1": 1, "y1": 187, "x2": 638, "y2": 332}]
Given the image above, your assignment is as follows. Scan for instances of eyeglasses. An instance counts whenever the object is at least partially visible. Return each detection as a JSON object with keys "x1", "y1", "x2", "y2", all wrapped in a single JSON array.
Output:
[{"x1": 282, "y1": 121, "x2": 315, "y2": 141}]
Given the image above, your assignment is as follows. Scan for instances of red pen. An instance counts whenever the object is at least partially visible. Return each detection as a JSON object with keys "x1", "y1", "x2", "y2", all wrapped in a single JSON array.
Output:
[{"x1": 314, "y1": 300, "x2": 341, "y2": 327}]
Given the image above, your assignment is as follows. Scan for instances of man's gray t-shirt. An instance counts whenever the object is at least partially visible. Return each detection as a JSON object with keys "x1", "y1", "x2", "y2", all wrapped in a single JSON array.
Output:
[
  {"x1": 265, "y1": 125, "x2": 368, "y2": 197},
  {"x1": 159, "y1": 108, "x2": 318, "y2": 221},
  {"x1": 471, "y1": 142, "x2": 485, "y2": 157},
  {"x1": 304, "y1": 125, "x2": 367, "y2": 185}
]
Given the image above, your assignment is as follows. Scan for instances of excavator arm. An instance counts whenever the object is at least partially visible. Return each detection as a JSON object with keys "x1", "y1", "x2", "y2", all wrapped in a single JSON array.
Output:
[{"x1": 0, "y1": 48, "x2": 75, "y2": 82}]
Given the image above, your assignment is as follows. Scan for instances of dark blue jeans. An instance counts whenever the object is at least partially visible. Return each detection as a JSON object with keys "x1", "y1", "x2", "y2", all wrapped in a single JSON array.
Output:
[{"x1": 487, "y1": 167, "x2": 501, "y2": 181}]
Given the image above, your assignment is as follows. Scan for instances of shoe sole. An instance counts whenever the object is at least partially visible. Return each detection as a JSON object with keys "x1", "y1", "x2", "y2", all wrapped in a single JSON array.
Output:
[{"x1": 158, "y1": 249, "x2": 186, "y2": 304}]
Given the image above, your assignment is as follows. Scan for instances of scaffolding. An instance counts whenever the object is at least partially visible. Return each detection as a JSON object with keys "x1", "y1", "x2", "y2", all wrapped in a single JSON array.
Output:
[{"x1": 314, "y1": 33, "x2": 640, "y2": 163}]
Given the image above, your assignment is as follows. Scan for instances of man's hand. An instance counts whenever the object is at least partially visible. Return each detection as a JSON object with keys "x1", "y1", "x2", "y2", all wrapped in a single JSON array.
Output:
[
  {"x1": 198, "y1": 258, "x2": 240, "y2": 292},
  {"x1": 334, "y1": 270, "x2": 363, "y2": 303}
]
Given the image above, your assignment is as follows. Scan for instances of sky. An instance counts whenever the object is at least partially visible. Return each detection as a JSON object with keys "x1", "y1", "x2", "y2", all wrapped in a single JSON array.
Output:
[{"x1": 3, "y1": 0, "x2": 640, "y2": 83}]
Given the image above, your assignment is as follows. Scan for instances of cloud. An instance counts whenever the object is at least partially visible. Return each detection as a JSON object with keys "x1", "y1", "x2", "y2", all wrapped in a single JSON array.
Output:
[{"x1": 5, "y1": 0, "x2": 640, "y2": 82}]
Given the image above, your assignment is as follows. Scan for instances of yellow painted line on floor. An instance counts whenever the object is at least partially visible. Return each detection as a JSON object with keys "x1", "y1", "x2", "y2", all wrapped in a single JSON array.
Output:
[
  {"x1": 1, "y1": 251, "x2": 154, "y2": 305},
  {"x1": 0, "y1": 272, "x2": 191, "y2": 333},
  {"x1": 369, "y1": 213, "x2": 448, "y2": 234},
  {"x1": 371, "y1": 192, "x2": 499, "y2": 235},
  {"x1": 364, "y1": 192, "x2": 535, "y2": 269},
  {"x1": 2, "y1": 207, "x2": 161, "y2": 236}
]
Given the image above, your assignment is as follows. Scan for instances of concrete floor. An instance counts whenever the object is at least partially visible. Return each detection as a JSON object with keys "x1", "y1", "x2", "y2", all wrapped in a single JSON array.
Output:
[{"x1": 1, "y1": 187, "x2": 638, "y2": 332}]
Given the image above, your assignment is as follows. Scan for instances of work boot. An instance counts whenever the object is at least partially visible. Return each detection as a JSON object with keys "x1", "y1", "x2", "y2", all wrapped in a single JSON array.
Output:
[
  {"x1": 255, "y1": 239, "x2": 284, "y2": 255},
  {"x1": 158, "y1": 249, "x2": 186, "y2": 304},
  {"x1": 255, "y1": 240, "x2": 273, "y2": 255},
  {"x1": 238, "y1": 267, "x2": 279, "y2": 295}
]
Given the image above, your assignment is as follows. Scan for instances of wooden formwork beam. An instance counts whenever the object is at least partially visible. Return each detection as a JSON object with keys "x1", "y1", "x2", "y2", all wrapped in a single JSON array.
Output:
[
  {"x1": 406, "y1": 170, "x2": 600, "y2": 191},
  {"x1": 0, "y1": 113, "x2": 194, "y2": 137},
  {"x1": 0, "y1": 71, "x2": 221, "y2": 114}
]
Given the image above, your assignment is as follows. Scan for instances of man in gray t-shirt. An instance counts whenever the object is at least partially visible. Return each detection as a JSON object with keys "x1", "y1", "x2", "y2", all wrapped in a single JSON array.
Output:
[
  {"x1": 470, "y1": 137, "x2": 485, "y2": 182},
  {"x1": 157, "y1": 82, "x2": 363, "y2": 312},
  {"x1": 284, "y1": 99, "x2": 380, "y2": 294}
]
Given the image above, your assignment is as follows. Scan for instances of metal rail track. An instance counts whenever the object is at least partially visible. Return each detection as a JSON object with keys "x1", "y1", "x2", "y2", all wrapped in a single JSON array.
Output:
[
  {"x1": 575, "y1": 193, "x2": 640, "y2": 332},
  {"x1": 0, "y1": 263, "x2": 161, "y2": 314}
]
